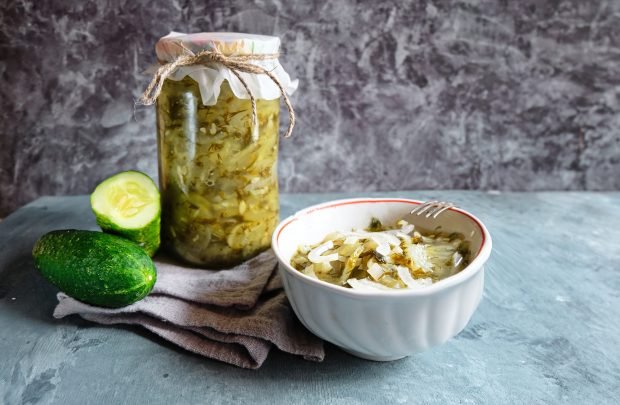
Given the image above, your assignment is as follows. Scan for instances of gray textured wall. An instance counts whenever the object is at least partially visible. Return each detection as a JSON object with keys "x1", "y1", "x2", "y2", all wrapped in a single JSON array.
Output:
[{"x1": 1, "y1": 0, "x2": 620, "y2": 216}]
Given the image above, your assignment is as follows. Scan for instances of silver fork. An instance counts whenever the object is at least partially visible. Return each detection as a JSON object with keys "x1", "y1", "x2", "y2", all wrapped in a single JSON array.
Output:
[{"x1": 410, "y1": 200, "x2": 456, "y2": 219}]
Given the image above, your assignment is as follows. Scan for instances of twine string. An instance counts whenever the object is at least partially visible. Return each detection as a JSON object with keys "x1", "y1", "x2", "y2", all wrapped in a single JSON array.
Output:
[{"x1": 138, "y1": 50, "x2": 295, "y2": 138}]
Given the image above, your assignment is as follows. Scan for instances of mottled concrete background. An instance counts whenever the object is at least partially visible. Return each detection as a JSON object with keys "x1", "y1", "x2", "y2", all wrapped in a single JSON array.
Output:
[{"x1": 1, "y1": 0, "x2": 619, "y2": 216}]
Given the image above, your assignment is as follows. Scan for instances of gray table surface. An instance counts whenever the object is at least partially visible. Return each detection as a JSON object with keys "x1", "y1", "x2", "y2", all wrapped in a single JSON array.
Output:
[{"x1": 1, "y1": 192, "x2": 619, "y2": 405}]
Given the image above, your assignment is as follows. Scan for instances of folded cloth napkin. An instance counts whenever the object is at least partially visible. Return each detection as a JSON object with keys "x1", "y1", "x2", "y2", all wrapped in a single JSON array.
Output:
[{"x1": 53, "y1": 250, "x2": 324, "y2": 369}]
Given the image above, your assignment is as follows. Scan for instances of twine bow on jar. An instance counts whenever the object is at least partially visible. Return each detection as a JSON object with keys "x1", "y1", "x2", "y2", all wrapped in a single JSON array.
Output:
[{"x1": 138, "y1": 50, "x2": 296, "y2": 140}]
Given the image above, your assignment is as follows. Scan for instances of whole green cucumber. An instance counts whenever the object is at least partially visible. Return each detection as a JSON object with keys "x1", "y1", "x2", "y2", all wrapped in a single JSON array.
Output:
[{"x1": 32, "y1": 230, "x2": 157, "y2": 308}]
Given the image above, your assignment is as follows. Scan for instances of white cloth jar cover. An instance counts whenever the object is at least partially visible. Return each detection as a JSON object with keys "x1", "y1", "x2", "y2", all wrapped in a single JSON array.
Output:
[{"x1": 154, "y1": 31, "x2": 299, "y2": 106}]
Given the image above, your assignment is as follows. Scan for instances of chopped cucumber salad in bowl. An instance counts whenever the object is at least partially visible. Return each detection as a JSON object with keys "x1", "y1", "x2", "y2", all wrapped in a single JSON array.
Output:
[
  {"x1": 272, "y1": 198, "x2": 492, "y2": 360},
  {"x1": 290, "y1": 218, "x2": 471, "y2": 291}
]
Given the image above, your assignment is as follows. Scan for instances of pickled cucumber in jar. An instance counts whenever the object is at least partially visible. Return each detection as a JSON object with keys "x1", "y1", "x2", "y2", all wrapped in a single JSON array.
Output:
[{"x1": 156, "y1": 77, "x2": 280, "y2": 267}]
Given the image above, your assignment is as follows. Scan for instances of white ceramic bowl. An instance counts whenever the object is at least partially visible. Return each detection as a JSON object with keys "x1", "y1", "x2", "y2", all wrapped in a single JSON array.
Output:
[{"x1": 272, "y1": 198, "x2": 492, "y2": 361}]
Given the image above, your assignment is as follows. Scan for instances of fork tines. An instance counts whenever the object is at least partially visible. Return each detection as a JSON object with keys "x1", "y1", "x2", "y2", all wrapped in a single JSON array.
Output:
[{"x1": 410, "y1": 200, "x2": 456, "y2": 219}]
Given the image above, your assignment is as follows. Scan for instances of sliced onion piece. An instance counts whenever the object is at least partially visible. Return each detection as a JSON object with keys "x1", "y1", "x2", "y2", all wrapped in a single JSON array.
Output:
[
  {"x1": 373, "y1": 232, "x2": 401, "y2": 247},
  {"x1": 308, "y1": 241, "x2": 339, "y2": 263},
  {"x1": 386, "y1": 230, "x2": 411, "y2": 240},
  {"x1": 367, "y1": 261, "x2": 385, "y2": 280},
  {"x1": 347, "y1": 278, "x2": 393, "y2": 291},
  {"x1": 453, "y1": 252, "x2": 463, "y2": 268},
  {"x1": 342, "y1": 230, "x2": 400, "y2": 247},
  {"x1": 407, "y1": 243, "x2": 433, "y2": 273},
  {"x1": 396, "y1": 266, "x2": 433, "y2": 288},
  {"x1": 302, "y1": 265, "x2": 318, "y2": 279},
  {"x1": 343, "y1": 236, "x2": 360, "y2": 245},
  {"x1": 395, "y1": 266, "x2": 421, "y2": 288},
  {"x1": 375, "y1": 242, "x2": 391, "y2": 257},
  {"x1": 400, "y1": 223, "x2": 415, "y2": 234}
]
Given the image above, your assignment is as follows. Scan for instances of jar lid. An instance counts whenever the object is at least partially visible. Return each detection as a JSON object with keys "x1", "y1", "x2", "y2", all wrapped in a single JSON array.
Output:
[
  {"x1": 151, "y1": 31, "x2": 297, "y2": 106},
  {"x1": 156, "y1": 32, "x2": 281, "y2": 62}
]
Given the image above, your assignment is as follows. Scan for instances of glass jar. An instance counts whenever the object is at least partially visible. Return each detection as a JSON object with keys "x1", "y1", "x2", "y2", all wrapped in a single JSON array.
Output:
[
  {"x1": 152, "y1": 32, "x2": 297, "y2": 268},
  {"x1": 157, "y1": 77, "x2": 280, "y2": 267}
]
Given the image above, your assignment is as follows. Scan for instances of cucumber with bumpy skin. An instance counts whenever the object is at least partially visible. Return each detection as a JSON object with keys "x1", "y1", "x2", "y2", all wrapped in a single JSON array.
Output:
[
  {"x1": 91, "y1": 171, "x2": 160, "y2": 256},
  {"x1": 32, "y1": 230, "x2": 157, "y2": 308}
]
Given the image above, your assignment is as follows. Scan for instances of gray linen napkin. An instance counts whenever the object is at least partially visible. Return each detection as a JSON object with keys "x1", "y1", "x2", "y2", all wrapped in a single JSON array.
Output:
[{"x1": 53, "y1": 249, "x2": 324, "y2": 369}]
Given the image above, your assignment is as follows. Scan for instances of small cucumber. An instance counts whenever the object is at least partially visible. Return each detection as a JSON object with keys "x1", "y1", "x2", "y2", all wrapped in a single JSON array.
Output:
[
  {"x1": 91, "y1": 171, "x2": 160, "y2": 256},
  {"x1": 33, "y1": 230, "x2": 157, "y2": 308}
]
